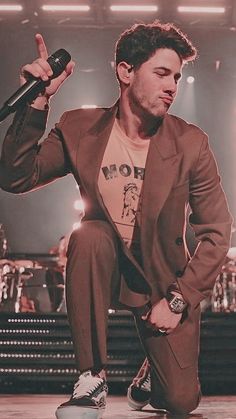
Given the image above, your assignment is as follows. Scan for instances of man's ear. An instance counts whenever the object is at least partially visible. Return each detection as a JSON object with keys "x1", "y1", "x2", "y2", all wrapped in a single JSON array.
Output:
[{"x1": 116, "y1": 62, "x2": 133, "y2": 85}]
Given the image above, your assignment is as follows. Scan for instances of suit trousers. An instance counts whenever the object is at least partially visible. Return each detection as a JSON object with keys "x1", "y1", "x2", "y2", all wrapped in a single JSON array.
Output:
[{"x1": 65, "y1": 220, "x2": 201, "y2": 414}]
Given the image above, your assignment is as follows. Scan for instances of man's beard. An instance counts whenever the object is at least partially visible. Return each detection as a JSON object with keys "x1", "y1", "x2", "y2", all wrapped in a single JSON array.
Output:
[
  {"x1": 128, "y1": 86, "x2": 166, "y2": 120},
  {"x1": 128, "y1": 88, "x2": 164, "y2": 136}
]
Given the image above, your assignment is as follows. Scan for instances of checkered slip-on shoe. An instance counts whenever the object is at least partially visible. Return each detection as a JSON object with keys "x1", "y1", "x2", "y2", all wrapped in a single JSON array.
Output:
[
  {"x1": 56, "y1": 370, "x2": 108, "y2": 419},
  {"x1": 127, "y1": 358, "x2": 151, "y2": 410}
]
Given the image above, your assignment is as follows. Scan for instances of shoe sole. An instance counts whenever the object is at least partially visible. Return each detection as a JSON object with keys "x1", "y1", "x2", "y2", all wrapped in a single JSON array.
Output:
[
  {"x1": 127, "y1": 386, "x2": 150, "y2": 411},
  {"x1": 55, "y1": 406, "x2": 105, "y2": 419}
]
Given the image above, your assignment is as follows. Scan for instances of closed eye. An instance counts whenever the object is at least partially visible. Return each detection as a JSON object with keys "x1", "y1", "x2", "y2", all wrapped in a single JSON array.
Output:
[
  {"x1": 154, "y1": 71, "x2": 166, "y2": 77},
  {"x1": 153, "y1": 67, "x2": 182, "y2": 84}
]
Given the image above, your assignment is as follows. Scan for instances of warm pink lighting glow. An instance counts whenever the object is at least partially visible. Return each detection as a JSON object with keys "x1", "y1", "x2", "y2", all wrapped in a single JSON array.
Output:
[
  {"x1": 72, "y1": 221, "x2": 82, "y2": 230},
  {"x1": 41, "y1": 5, "x2": 90, "y2": 12},
  {"x1": 0, "y1": 4, "x2": 23, "y2": 11},
  {"x1": 187, "y1": 76, "x2": 195, "y2": 84},
  {"x1": 74, "y1": 200, "x2": 85, "y2": 212},
  {"x1": 178, "y1": 6, "x2": 225, "y2": 14},
  {"x1": 110, "y1": 5, "x2": 158, "y2": 12},
  {"x1": 81, "y1": 104, "x2": 97, "y2": 109}
]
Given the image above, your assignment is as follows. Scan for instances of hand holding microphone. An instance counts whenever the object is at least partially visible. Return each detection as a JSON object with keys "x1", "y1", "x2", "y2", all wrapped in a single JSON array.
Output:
[
  {"x1": 0, "y1": 34, "x2": 75, "y2": 121},
  {"x1": 20, "y1": 34, "x2": 75, "y2": 100}
]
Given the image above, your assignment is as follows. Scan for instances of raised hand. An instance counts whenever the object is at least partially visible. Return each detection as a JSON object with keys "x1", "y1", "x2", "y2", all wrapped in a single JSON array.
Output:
[
  {"x1": 142, "y1": 298, "x2": 182, "y2": 335},
  {"x1": 20, "y1": 33, "x2": 75, "y2": 99}
]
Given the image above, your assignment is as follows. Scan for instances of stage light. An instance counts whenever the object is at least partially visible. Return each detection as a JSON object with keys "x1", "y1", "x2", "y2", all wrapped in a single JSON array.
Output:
[
  {"x1": 73, "y1": 199, "x2": 85, "y2": 211},
  {"x1": 0, "y1": 4, "x2": 23, "y2": 11},
  {"x1": 187, "y1": 76, "x2": 195, "y2": 84},
  {"x1": 81, "y1": 104, "x2": 97, "y2": 109},
  {"x1": 8, "y1": 318, "x2": 56, "y2": 323},
  {"x1": 215, "y1": 60, "x2": 221, "y2": 71},
  {"x1": 72, "y1": 221, "x2": 81, "y2": 230},
  {"x1": 110, "y1": 5, "x2": 158, "y2": 12},
  {"x1": 41, "y1": 5, "x2": 90, "y2": 12},
  {"x1": 178, "y1": 6, "x2": 225, "y2": 14}
]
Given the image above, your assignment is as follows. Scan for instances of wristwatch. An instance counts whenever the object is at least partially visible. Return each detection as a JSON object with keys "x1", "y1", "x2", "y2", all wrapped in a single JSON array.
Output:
[{"x1": 166, "y1": 293, "x2": 187, "y2": 314}]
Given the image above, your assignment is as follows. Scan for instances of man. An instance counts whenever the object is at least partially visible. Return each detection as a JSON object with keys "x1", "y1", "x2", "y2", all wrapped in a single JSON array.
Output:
[{"x1": 0, "y1": 21, "x2": 232, "y2": 418}]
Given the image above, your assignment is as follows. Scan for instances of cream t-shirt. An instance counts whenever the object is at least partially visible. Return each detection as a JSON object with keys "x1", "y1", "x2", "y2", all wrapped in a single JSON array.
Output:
[{"x1": 98, "y1": 118, "x2": 150, "y2": 248}]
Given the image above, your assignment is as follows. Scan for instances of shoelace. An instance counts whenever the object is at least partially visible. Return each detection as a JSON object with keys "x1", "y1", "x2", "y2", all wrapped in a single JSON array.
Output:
[
  {"x1": 140, "y1": 373, "x2": 151, "y2": 391},
  {"x1": 73, "y1": 375, "x2": 104, "y2": 399}
]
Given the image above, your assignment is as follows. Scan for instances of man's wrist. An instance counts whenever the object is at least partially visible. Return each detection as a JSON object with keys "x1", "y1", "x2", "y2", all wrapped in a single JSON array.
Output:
[
  {"x1": 133, "y1": 301, "x2": 152, "y2": 318},
  {"x1": 30, "y1": 94, "x2": 50, "y2": 110}
]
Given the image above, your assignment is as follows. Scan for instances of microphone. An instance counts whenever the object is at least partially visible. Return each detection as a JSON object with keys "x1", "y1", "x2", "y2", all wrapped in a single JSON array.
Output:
[{"x1": 0, "y1": 48, "x2": 71, "y2": 122}]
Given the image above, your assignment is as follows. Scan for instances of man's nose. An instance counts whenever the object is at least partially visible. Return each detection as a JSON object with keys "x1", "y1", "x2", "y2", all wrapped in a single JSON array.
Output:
[{"x1": 164, "y1": 77, "x2": 177, "y2": 95}]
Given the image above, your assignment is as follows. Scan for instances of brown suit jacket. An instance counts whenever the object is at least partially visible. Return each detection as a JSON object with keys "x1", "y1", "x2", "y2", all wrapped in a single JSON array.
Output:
[{"x1": 0, "y1": 102, "x2": 232, "y2": 367}]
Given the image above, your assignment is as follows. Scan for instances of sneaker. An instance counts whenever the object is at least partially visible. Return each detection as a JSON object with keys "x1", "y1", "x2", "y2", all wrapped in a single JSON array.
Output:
[
  {"x1": 127, "y1": 358, "x2": 151, "y2": 410},
  {"x1": 56, "y1": 370, "x2": 108, "y2": 419}
]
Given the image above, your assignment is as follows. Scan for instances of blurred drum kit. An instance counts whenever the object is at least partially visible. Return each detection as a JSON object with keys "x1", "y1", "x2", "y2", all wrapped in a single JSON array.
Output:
[
  {"x1": 0, "y1": 257, "x2": 66, "y2": 313},
  {"x1": 0, "y1": 258, "x2": 35, "y2": 312},
  {"x1": 0, "y1": 223, "x2": 65, "y2": 313},
  {"x1": 1, "y1": 221, "x2": 236, "y2": 313},
  {"x1": 212, "y1": 247, "x2": 236, "y2": 312}
]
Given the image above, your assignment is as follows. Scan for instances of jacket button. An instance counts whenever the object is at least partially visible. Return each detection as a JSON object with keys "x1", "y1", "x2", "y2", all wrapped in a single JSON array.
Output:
[
  {"x1": 176, "y1": 270, "x2": 183, "y2": 277},
  {"x1": 175, "y1": 237, "x2": 183, "y2": 245}
]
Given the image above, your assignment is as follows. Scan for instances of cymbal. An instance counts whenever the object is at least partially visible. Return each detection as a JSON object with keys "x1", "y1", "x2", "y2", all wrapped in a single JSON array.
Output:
[
  {"x1": 12, "y1": 259, "x2": 34, "y2": 269},
  {"x1": 0, "y1": 258, "x2": 60, "y2": 270},
  {"x1": 0, "y1": 259, "x2": 15, "y2": 267},
  {"x1": 227, "y1": 247, "x2": 236, "y2": 260}
]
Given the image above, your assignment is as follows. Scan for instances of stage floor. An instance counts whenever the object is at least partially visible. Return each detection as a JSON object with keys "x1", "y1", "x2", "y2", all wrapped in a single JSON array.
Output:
[{"x1": 0, "y1": 395, "x2": 235, "y2": 419}]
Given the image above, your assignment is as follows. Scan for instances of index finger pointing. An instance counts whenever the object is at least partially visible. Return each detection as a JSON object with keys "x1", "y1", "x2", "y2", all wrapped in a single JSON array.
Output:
[{"x1": 35, "y1": 33, "x2": 48, "y2": 60}]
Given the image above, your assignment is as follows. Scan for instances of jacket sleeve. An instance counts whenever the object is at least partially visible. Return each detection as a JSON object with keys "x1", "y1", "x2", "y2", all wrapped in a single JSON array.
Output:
[
  {"x1": 0, "y1": 105, "x2": 69, "y2": 193},
  {"x1": 177, "y1": 134, "x2": 233, "y2": 308}
]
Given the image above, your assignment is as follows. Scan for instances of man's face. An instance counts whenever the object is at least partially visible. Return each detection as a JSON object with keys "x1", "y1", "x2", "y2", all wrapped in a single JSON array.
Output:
[{"x1": 128, "y1": 48, "x2": 183, "y2": 118}]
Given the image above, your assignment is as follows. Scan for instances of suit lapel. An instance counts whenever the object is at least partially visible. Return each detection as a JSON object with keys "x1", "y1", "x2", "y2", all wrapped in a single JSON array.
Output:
[
  {"x1": 76, "y1": 105, "x2": 117, "y2": 209},
  {"x1": 141, "y1": 114, "x2": 183, "y2": 255}
]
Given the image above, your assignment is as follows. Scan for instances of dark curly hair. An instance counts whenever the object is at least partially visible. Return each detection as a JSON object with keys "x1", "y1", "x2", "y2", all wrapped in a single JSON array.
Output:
[{"x1": 115, "y1": 21, "x2": 197, "y2": 74}]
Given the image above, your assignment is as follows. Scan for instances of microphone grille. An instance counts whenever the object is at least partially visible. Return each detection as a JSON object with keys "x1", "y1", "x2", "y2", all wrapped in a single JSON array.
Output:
[{"x1": 47, "y1": 49, "x2": 71, "y2": 78}]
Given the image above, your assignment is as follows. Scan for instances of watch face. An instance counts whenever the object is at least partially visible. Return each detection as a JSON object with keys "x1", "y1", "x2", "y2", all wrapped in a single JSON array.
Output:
[{"x1": 169, "y1": 296, "x2": 187, "y2": 313}]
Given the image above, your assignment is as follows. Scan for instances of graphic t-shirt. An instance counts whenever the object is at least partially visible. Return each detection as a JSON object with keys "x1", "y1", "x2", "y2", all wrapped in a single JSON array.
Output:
[{"x1": 98, "y1": 118, "x2": 150, "y2": 248}]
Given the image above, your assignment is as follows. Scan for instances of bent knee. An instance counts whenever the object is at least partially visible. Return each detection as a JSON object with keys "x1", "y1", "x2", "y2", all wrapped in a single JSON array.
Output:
[
  {"x1": 151, "y1": 388, "x2": 200, "y2": 414},
  {"x1": 68, "y1": 220, "x2": 117, "y2": 255},
  {"x1": 71, "y1": 220, "x2": 111, "y2": 237},
  {"x1": 70, "y1": 220, "x2": 115, "y2": 243},
  {"x1": 164, "y1": 391, "x2": 200, "y2": 414}
]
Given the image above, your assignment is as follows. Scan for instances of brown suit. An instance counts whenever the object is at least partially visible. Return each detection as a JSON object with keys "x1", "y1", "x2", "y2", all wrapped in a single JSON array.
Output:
[{"x1": 0, "y1": 103, "x2": 232, "y2": 412}]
